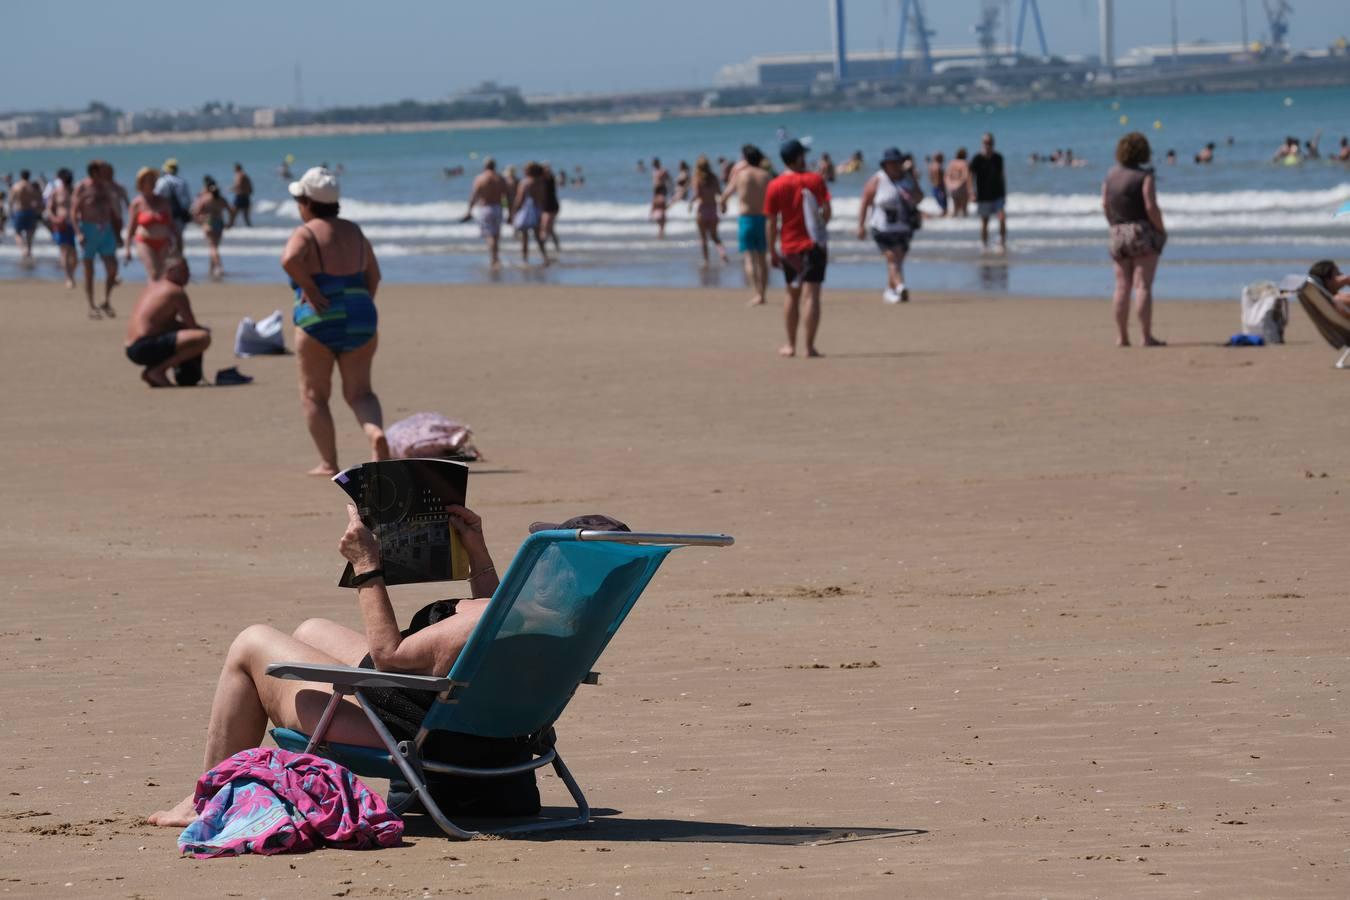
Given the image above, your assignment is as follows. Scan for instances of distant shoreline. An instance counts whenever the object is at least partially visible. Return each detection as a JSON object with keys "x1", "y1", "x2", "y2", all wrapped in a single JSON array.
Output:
[{"x1": 0, "y1": 103, "x2": 803, "y2": 153}]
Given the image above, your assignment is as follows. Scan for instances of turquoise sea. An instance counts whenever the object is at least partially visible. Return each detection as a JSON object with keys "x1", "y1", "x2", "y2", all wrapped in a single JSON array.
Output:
[{"x1": 3, "y1": 86, "x2": 1348, "y2": 300}]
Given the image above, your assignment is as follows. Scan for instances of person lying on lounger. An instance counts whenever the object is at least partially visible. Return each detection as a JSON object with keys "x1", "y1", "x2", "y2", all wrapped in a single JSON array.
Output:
[
  {"x1": 1309, "y1": 260, "x2": 1350, "y2": 313},
  {"x1": 147, "y1": 506, "x2": 630, "y2": 827},
  {"x1": 146, "y1": 504, "x2": 499, "y2": 827}
]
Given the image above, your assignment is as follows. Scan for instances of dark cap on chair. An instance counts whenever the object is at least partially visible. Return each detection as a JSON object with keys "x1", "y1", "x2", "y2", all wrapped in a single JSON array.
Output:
[{"x1": 530, "y1": 514, "x2": 631, "y2": 534}]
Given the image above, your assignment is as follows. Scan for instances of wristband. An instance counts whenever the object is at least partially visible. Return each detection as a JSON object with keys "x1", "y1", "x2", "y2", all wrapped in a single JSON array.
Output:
[{"x1": 350, "y1": 568, "x2": 385, "y2": 587}]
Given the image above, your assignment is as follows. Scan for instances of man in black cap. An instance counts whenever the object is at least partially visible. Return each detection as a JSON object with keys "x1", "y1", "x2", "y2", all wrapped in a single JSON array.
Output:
[{"x1": 764, "y1": 138, "x2": 831, "y2": 358}]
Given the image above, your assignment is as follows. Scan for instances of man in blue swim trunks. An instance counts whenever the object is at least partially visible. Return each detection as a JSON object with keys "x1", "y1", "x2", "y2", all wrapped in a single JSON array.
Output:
[
  {"x1": 722, "y1": 144, "x2": 772, "y2": 306},
  {"x1": 70, "y1": 160, "x2": 121, "y2": 318},
  {"x1": 8, "y1": 170, "x2": 43, "y2": 264}
]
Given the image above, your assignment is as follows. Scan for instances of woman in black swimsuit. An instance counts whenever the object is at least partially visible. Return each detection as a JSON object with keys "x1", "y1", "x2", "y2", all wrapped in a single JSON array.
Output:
[{"x1": 147, "y1": 503, "x2": 499, "y2": 828}]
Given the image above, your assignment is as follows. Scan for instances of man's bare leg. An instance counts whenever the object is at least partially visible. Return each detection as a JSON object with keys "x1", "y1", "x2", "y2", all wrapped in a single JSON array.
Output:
[
  {"x1": 143, "y1": 329, "x2": 211, "y2": 387},
  {"x1": 519, "y1": 230, "x2": 530, "y2": 263},
  {"x1": 146, "y1": 625, "x2": 380, "y2": 827},
  {"x1": 802, "y1": 282, "x2": 823, "y2": 357},
  {"x1": 752, "y1": 253, "x2": 768, "y2": 305},
  {"x1": 998, "y1": 211, "x2": 1007, "y2": 251},
  {"x1": 296, "y1": 331, "x2": 339, "y2": 475},
  {"x1": 781, "y1": 285, "x2": 802, "y2": 356},
  {"x1": 335, "y1": 335, "x2": 388, "y2": 461},
  {"x1": 980, "y1": 215, "x2": 990, "y2": 248},
  {"x1": 100, "y1": 256, "x2": 119, "y2": 316},
  {"x1": 742, "y1": 254, "x2": 760, "y2": 305},
  {"x1": 81, "y1": 259, "x2": 101, "y2": 318},
  {"x1": 487, "y1": 234, "x2": 500, "y2": 269},
  {"x1": 61, "y1": 246, "x2": 77, "y2": 288},
  {"x1": 535, "y1": 230, "x2": 550, "y2": 266}
]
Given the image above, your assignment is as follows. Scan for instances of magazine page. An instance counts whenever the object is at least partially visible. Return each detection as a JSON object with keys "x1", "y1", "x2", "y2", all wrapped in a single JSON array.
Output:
[{"x1": 333, "y1": 458, "x2": 470, "y2": 587}]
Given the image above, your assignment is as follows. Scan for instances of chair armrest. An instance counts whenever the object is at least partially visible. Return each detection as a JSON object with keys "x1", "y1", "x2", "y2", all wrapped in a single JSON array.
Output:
[{"x1": 266, "y1": 662, "x2": 455, "y2": 693}]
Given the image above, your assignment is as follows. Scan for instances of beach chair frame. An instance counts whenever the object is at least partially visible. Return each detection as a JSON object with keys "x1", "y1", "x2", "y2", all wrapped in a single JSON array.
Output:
[
  {"x1": 1294, "y1": 276, "x2": 1350, "y2": 368},
  {"x1": 267, "y1": 529, "x2": 732, "y2": 839}
]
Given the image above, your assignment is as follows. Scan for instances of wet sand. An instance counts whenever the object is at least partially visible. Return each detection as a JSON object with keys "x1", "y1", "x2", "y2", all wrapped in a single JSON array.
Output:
[{"x1": 2, "y1": 278, "x2": 1347, "y2": 897}]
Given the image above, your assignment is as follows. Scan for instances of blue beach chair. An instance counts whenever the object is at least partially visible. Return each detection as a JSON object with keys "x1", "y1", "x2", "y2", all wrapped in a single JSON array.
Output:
[{"x1": 266, "y1": 528, "x2": 733, "y2": 839}]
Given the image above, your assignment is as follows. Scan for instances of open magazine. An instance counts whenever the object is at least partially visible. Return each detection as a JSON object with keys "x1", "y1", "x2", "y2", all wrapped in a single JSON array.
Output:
[{"x1": 332, "y1": 458, "x2": 470, "y2": 587}]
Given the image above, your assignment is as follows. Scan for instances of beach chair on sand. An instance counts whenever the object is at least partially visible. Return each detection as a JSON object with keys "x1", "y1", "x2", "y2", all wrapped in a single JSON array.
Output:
[
  {"x1": 1292, "y1": 275, "x2": 1350, "y2": 368},
  {"x1": 266, "y1": 528, "x2": 733, "y2": 839}
]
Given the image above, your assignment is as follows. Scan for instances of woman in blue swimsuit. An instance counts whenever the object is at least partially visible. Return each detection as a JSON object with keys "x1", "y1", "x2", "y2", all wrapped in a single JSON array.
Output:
[{"x1": 280, "y1": 167, "x2": 387, "y2": 476}]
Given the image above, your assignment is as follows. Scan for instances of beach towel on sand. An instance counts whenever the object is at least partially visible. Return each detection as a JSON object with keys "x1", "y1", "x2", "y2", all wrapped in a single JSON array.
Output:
[
  {"x1": 177, "y1": 748, "x2": 402, "y2": 858},
  {"x1": 386, "y1": 412, "x2": 483, "y2": 461}
]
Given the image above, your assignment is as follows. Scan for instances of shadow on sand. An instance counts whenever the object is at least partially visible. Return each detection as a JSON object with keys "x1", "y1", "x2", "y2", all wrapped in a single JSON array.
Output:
[{"x1": 403, "y1": 809, "x2": 925, "y2": 846}]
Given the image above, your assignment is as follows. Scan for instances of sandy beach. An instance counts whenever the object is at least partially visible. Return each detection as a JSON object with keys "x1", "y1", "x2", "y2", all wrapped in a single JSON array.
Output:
[{"x1": 2, "y1": 277, "x2": 1348, "y2": 897}]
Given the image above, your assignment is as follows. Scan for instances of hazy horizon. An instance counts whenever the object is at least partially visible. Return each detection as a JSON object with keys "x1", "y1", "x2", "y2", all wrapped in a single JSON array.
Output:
[{"x1": 7, "y1": 0, "x2": 1348, "y2": 114}]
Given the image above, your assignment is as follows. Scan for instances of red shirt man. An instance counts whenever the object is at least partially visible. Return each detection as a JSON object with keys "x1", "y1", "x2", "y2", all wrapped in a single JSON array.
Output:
[{"x1": 764, "y1": 139, "x2": 831, "y2": 358}]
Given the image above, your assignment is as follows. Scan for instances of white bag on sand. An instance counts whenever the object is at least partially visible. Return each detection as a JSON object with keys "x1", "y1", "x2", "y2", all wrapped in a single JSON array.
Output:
[
  {"x1": 234, "y1": 310, "x2": 287, "y2": 357},
  {"x1": 1240, "y1": 282, "x2": 1287, "y2": 344}
]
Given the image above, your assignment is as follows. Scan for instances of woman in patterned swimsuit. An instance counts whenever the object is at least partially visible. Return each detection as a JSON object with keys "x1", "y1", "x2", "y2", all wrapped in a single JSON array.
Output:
[{"x1": 280, "y1": 167, "x2": 387, "y2": 476}]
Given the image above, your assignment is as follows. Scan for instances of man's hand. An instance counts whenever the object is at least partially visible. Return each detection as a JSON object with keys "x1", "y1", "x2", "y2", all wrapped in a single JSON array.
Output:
[
  {"x1": 770, "y1": 251, "x2": 782, "y2": 269},
  {"x1": 339, "y1": 504, "x2": 381, "y2": 572},
  {"x1": 856, "y1": 224, "x2": 866, "y2": 240}
]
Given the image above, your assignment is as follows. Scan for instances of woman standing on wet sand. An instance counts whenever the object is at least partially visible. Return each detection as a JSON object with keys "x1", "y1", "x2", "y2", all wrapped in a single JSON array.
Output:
[
  {"x1": 690, "y1": 156, "x2": 728, "y2": 265},
  {"x1": 1103, "y1": 132, "x2": 1167, "y2": 348},
  {"x1": 280, "y1": 167, "x2": 388, "y2": 475},
  {"x1": 191, "y1": 176, "x2": 234, "y2": 279},
  {"x1": 125, "y1": 167, "x2": 176, "y2": 280}
]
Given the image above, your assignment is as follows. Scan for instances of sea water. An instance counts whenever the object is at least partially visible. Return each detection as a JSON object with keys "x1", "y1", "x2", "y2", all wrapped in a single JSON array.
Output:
[{"x1": 2, "y1": 86, "x2": 1347, "y2": 300}]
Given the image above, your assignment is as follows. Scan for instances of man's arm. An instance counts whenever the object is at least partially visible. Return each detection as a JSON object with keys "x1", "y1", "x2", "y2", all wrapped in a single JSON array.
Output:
[
  {"x1": 857, "y1": 175, "x2": 877, "y2": 238},
  {"x1": 173, "y1": 289, "x2": 201, "y2": 329}
]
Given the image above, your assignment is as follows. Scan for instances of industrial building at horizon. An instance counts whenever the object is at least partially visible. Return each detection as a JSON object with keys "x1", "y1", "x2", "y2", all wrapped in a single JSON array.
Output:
[{"x1": 716, "y1": 0, "x2": 1338, "y2": 88}]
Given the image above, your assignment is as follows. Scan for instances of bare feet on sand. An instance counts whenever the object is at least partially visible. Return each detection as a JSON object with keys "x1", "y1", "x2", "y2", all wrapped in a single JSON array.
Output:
[
  {"x1": 748, "y1": 295, "x2": 765, "y2": 307},
  {"x1": 142, "y1": 368, "x2": 172, "y2": 388},
  {"x1": 806, "y1": 347, "x2": 823, "y2": 358},
  {"x1": 779, "y1": 345, "x2": 796, "y2": 358},
  {"x1": 88, "y1": 308, "x2": 102, "y2": 320},
  {"x1": 1144, "y1": 337, "x2": 1167, "y2": 347},
  {"x1": 99, "y1": 302, "x2": 116, "y2": 318},
  {"x1": 147, "y1": 795, "x2": 197, "y2": 827},
  {"x1": 308, "y1": 463, "x2": 340, "y2": 477}
]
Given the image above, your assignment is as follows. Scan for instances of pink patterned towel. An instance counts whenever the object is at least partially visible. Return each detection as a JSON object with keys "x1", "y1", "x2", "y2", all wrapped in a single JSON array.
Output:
[
  {"x1": 177, "y1": 747, "x2": 403, "y2": 858},
  {"x1": 386, "y1": 412, "x2": 482, "y2": 461}
]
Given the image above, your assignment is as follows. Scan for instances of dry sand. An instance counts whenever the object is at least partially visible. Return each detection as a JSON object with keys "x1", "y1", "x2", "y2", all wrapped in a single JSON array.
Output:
[{"x1": 2, "y1": 277, "x2": 1348, "y2": 898}]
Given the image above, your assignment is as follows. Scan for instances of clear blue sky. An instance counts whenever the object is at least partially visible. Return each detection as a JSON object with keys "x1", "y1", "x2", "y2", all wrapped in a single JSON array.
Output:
[{"x1": 10, "y1": 0, "x2": 1348, "y2": 112}]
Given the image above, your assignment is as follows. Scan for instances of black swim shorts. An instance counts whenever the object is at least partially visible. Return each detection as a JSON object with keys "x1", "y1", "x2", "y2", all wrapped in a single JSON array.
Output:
[
  {"x1": 872, "y1": 229, "x2": 912, "y2": 253},
  {"x1": 782, "y1": 245, "x2": 828, "y2": 285},
  {"x1": 125, "y1": 331, "x2": 179, "y2": 368}
]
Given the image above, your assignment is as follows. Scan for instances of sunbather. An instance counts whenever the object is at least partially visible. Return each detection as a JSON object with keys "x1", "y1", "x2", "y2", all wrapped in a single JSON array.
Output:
[
  {"x1": 1309, "y1": 260, "x2": 1350, "y2": 312},
  {"x1": 147, "y1": 504, "x2": 500, "y2": 827}
]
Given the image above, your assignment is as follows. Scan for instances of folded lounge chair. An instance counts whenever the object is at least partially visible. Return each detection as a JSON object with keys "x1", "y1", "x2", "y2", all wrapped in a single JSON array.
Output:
[
  {"x1": 266, "y1": 528, "x2": 733, "y2": 839},
  {"x1": 1293, "y1": 275, "x2": 1350, "y2": 368}
]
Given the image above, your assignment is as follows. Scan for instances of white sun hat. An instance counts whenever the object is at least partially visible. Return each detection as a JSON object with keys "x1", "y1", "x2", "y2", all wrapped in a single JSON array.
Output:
[{"x1": 288, "y1": 167, "x2": 340, "y2": 204}]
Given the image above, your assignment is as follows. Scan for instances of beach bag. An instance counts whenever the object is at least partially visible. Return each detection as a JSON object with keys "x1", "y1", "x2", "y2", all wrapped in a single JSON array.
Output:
[
  {"x1": 234, "y1": 310, "x2": 287, "y2": 357},
  {"x1": 386, "y1": 412, "x2": 483, "y2": 461},
  {"x1": 1240, "y1": 281, "x2": 1287, "y2": 344}
]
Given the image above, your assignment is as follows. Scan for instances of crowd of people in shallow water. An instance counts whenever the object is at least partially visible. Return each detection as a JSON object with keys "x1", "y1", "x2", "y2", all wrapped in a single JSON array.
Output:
[{"x1": 3, "y1": 125, "x2": 1348, "y2": 378}]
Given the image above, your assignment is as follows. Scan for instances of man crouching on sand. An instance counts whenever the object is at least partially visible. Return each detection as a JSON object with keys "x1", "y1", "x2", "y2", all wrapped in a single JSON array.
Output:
[{"x1": 124, "y1": 257, "x2": 211, "y2": 387}]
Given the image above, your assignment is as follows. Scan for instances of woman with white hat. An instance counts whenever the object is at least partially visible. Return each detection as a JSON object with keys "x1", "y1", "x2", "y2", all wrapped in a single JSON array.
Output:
[{"x1": 280, "y1": 166, "x2": 387, "y2": 475}]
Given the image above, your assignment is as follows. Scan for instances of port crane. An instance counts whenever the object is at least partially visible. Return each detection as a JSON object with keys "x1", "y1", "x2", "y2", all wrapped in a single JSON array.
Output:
[{"x1": 1263, "y1": 0, "x2": 1292, "y2": 51}]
